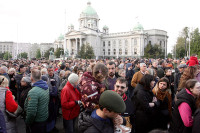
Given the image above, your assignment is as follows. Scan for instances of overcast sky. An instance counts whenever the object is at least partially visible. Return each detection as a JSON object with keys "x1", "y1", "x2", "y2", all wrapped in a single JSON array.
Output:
[{"x1": 0, "y1": 0, "x2": 199, "y2": 53}]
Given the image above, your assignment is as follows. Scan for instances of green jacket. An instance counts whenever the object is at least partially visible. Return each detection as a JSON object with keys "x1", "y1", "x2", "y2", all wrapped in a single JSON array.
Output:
[{"x1": 24, "y1": 80, "x2": 49, "y2": 124}]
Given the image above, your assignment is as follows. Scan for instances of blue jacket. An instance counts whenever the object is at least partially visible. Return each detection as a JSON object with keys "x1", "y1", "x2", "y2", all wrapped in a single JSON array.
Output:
[{"x1": 0, "y1": 109, "x2": 6, "y2": 133}]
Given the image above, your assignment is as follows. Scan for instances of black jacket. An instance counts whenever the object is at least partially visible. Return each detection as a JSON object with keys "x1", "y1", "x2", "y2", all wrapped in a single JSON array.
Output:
[
  {"x1": 78, "y1": 110, "x2": 114, "y2": 133},
  {"x1": 192, "y1": 108, "x2": 200, "y2": 133},
  {"x1": 169, "y1": 89, "x2": 196, "y2": 133},
  {"x1": 132, "y1": 84, "x2": 157, "y2": 133}
]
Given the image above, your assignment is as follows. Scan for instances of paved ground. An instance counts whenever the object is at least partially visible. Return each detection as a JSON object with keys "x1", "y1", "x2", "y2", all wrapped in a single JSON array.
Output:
[{"x1": 17, "y1": 115, "x2": 65, "y2": 133}]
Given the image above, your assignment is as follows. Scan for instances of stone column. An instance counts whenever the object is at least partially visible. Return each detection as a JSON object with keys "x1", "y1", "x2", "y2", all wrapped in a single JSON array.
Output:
[
  {"x1": 76, "y1": 38, "x2": 78, "y2": 55},
  {"x1": 80, "y1": 38, "x2": 82, "y2": 48},
  {"x1": 69, "y1": 39, "x2": 71, "y2": 56}
]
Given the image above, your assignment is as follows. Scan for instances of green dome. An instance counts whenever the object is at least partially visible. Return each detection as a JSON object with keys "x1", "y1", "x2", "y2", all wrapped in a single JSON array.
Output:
[
  {"x1": 133, "y1": 22, "x2": 144, "y2": 31},
  {"x1": 103, "y1": 25, "x2": 109, "y2": 29},
  {"x1": 82, "y1": 2, "x2": 97, "y2": 15},
  {"x1": 58, "y1": 34, "x2": 64, "y2": 40}
]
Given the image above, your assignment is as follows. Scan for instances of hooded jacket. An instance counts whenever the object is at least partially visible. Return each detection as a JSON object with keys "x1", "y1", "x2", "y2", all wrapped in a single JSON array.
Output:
[
  {"x1": 78, "y1": 110, "x2": 114, "y2": 133},
  {"x1": 24, "y1": 80, "x2": 49, "y2": 124},
  {"x1": 186, "y1": 56, "x2": 199, "y2": 66},
  {"x1": 61, "y1": 81, "x2": 81, "y2": 120}
]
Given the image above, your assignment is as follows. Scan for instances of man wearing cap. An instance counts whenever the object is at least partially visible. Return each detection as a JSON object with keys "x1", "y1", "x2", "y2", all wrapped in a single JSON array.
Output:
[
  {"x1": 61, "y1": 73, "x2": 81, "y2": 133},
  {"x1": 174, "y1": 64, "x2": 187, "y2": 93},
  {"x1": 78, "y1": 90, "x2": 126, "y2": 133}
]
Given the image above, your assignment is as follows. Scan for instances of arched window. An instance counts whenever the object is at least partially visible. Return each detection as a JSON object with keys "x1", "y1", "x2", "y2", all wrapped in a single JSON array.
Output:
[
  {"x1": 125, "y1": 49, "x2": 128, "y2": 55},
  {"x1": 134, "y1": 48, "x2": 137, "y2": 55},
  {"x1": 149, "y1": 41, "x2": 151, "y2": 45},
  {"x1": 103, "y1": 41, "x2": 105, "y2": 47},
  {"x1": 108, "y1": 41, "x2": 111, "y2": 47},
  {"x1": 113, "y1": 49, "x2": 116, "y2": 55},
  {"x1": 119, "y1": 49, "x2": 122, "y2": 55},
  {"x1": 119, "y1": 40, "x2": 122, "y2": 47},
  {"x1": 108, "y1": 49, "x2": 110, "y2": 55}
]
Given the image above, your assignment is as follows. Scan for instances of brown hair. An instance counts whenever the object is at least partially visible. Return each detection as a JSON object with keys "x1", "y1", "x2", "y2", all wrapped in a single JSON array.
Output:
[
  {"x1": 185, "y1": 79, "x2": 198, "y2": 92},
  {"x1": 178, "y1": 66, "x2": 198, "y2": 91},
  {"x1": 92, "y1": 63, "x2": 108, "y2": 82}
]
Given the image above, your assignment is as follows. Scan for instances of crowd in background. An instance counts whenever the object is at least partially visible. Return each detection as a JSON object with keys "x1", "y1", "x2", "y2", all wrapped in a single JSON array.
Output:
[{"x1": 0, "y1": 54, "x2": 200, "y2": 133}]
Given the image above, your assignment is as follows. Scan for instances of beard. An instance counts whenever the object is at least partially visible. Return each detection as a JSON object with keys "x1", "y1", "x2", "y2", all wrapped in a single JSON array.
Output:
[{"x1": 109, "y1": 72, "x2": 115, "y2": 78}]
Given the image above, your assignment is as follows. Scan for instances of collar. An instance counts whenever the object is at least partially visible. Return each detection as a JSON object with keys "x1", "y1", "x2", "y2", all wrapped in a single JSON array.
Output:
[{"x1": 140, "y1": 71, "x2": 145, "y2": 75}]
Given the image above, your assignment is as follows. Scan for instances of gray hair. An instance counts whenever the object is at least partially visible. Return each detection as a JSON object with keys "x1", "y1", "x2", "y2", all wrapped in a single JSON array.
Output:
[
  {"x1": 0, "y1": 66, "x2": 8, "y2": 73},
  {"x1": 140, "y1": 63, "x2": 146, "y2": 68}
]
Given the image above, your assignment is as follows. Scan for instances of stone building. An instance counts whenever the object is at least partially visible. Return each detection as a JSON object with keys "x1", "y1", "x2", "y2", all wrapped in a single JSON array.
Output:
[{"x1": 64, "y1": 2, "x2": 168, "y2": 59}]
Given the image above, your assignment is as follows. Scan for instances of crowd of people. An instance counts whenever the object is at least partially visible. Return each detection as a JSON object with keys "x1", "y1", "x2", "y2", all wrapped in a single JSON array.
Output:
[{"x1": 0, "y1": 54, "x2": 200, "y2": 133}]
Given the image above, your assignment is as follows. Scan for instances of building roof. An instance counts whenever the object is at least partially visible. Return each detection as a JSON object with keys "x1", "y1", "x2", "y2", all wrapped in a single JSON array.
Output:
[
  {"x1": 103, "y1": 25, "x2": 109, "y2": 29},
  {"x1": 82, "y1": 1, "x2": 97, "y2": 15},
  {"x1": 133, "y1": 22, "x2": 144, "y2": 31}
]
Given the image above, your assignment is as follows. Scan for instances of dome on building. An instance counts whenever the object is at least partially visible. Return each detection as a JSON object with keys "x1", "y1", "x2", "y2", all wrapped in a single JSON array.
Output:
[
  {"x1": 133, "y1": 22, "x2": 144, "y2": 31},
  {"x1": 58, "y1": 34, "x2": 64, "y2": 40},
  {"x1": 82, "y1": 1, "x2": 97, "y2": 15},
  {"x1": 103, "y1": 25, "x2": 109, "y2": 29}
]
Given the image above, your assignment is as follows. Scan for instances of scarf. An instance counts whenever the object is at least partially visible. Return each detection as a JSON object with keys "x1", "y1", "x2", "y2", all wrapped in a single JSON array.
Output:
[{"x1": 152, "y1": 86, "x2": 172, "y2": 115}]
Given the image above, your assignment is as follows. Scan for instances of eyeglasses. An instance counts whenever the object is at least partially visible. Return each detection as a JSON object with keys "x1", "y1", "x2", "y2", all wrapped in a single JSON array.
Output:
[{"x1": 115, "y1": 85, "x2": 126, "y2": 89}]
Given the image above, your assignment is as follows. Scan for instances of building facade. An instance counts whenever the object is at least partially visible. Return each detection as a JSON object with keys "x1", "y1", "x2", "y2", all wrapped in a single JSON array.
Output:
[{"x1": 64, "y1": 2, "x2": 168, "y2": 59}]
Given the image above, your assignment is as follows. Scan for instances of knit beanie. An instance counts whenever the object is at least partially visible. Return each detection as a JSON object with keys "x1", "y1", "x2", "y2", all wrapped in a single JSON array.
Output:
[
  {"x1": 99, "y1": 90, "x2": 126, "y2": 113},
  {"x1": 68, "y1": 73, "x2": 79, "y2": 84}
]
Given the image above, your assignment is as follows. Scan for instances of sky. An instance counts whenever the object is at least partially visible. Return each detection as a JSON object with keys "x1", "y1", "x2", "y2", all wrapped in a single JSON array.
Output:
[{"x1": 0, "y1": 0, "x2": 199, "y2": 53}]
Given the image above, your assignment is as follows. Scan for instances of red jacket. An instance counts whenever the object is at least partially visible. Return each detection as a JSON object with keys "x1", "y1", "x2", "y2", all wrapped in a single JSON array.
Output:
[
  {"x1": 186, "y1": 56, "x2": 199, "y2": 66},
  {"x1": 61, "y1": 81, "x2": 81, "y2": 120},
  {"x1": 5, "y1": 88, "x2": 18, "y2": 112}
]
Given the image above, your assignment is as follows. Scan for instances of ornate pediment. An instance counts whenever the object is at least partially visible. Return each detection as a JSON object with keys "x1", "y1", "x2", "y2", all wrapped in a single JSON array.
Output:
[{"x1": 66, "y1": 30, "x2": 87, "y2": 36}]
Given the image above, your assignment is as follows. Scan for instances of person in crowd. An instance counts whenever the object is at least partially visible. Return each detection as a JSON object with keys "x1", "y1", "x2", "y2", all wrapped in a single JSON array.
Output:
[
  {"x1": 104, "y1": 61, "x2": 117, "y2": 90},
  {"x1": 186, "y1": 54, "x2": 199, "y2": 66},
  {"x1": 157, "y1": 60, "x2": 166, "y2": 79},
  {"x1": 19, "y1": 77, "x2": 32, "y2": 116},
  {"x1": 78, "y1": 90, "x2": 126, "y2": 133},
  {"x1": 178, "y1": 66, "x2": 198, "y2": 92},
  {"x1": 192, "y1": 98, "x2": 200, "y2": 133},
  {"x1": 131, "y1": 63, "x2": 147, "y2": 88},
  {"x1": 59, "y1": 70, "x2": 65, "y2": 82},
  {"x1": 114, "y1": 77, "x2": 134, "y2": 131},
  {"x1": 169, "y1": 79, "x2": 200, "y2": 133},
  {"x1": 15, "y1": 64, "x2": 26, "y2": 102},
  {"x1": 134, "y1": 60, "x2": 140, "y2": 73},
  {"x1": 164, "y1": 68, "x2": 175, "y2": 99},
  {"x1": 61, "y1": 73, "x2": 81, "y2": 133},
  {"x1": 58, "y1": 70, "x2": 71, "y2": 92},
  {"x1": 46, "y1": 65, "x2": 61, "y2": 132},
  {"x1": 0, "y1": 66, "x2": 10, "y2": 82},
  {"x1": 174, "y1": 64, "x2": 187, "y2": 93},
  {"x1": 126, "y1": 63, "x2": 135, "y2": 98},
  {"x1": 24, "y1": 70, "x2": 49, "y2": 133},
  {"x1": 118, "y1": 69, "x2": 126, "y2": 78},
  {"x1": 152, "y1": 77, "x2": 172, "y2": 130},
  {"x1": 132, "y1": 74, "x2": 158, "y2": 133},
  {"x1": 8, "y1": 68, "x2": 17, "y2": 99},
  {"x1": 79, "y1": 63, "x2": 108, "y2": 110},
  {"x1": 41, "y1": 68, "x2": 48, "y2": 75},
  {"x1": 0, "y1": 76, "x2": 22, "y2": 133}
]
